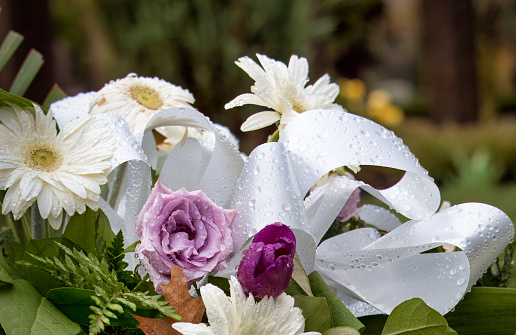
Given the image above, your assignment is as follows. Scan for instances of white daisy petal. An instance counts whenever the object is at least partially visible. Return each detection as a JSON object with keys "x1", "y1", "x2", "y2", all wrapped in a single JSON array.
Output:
[
  {"x1": 172, "y1": 323, "x2": 214, "y2": 335},
  {"x1": 0, "y1": 105, "x2": 23, "y2": 133},
  {"x1": 37, "y1": 185, "x2": 54, "y2": 219},
  {"x1": 240, "y1": 111, "x2": 280, "y2": 132},
  {"x1": 19, "y1": 172, "x2": 42, "y2": 200},
  {"x1": 90, "y1": 74, "x2": 195, "y2": 135},
  {"x1": 224, "y1": 93, "x2": 269, "y2": 110},
  {"x1": 226, "y1": 54, "x2": 341, "y2": 131},
  {"x1": 47, "y1": 211, "x2": 63, "y2": 230},
  {"x1": 173, "y1": 276, "x2": 318, "y2": 335},
  {"x1": 0, "y1": 105, "x2": 116, "y2": 229},
  {"x1": 3, "y1": 182, "x2": 33, "y2": 219}
]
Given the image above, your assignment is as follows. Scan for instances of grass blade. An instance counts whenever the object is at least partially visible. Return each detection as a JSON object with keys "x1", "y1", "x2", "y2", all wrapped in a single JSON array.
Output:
[
  {"x1": 9, "y1": 49, "x2": 44, "y2": 96},
  {"x1": 0, "y1": 31, "x2": 23, "y2": 72}
]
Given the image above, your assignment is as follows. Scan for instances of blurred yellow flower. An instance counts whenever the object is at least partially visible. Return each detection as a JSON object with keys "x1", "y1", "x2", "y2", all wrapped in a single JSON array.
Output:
[
  {"x1": 339, "y1": 78, "x2": 366, "y2": 103},
  {"x1": 366, "y1": 89, "x2": 404, "y2": 127}
]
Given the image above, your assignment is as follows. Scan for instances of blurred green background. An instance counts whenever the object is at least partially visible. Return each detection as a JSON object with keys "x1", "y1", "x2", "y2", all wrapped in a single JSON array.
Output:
[{"x1": 1, "y1": 0, "x2": 516, "y2": 284}]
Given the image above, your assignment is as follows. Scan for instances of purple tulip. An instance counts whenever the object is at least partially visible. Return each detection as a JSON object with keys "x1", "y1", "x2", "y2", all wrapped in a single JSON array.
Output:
[
  {"x1": 237, "y1": 222, "x2": 296, "y2": 298},
  {"x1": 136, "y1": 181, "x2": 235, "y2": 293}
]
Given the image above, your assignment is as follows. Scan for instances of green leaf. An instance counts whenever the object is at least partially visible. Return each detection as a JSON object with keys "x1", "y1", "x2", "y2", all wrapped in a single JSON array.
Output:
[
  {"x1": 42, "y1": 84, "x2": 66, "y2": 110},
  {"x1": 123, "y1": 239, "x2": 140, "y2": 254},
  {"x1": 285, "y1": 277, "x2": 309, "y2": 296},
  {"x1": 4, "y1": 238, "x2": 26, "y2": 268},
  {"x1": 445, "y1": 287, "x2": 516, "y2": 335},
  {"x1": 9, "y1": 49, "x2": 44, "y2": 96},
  {"x1": 20, "y1": 238, "x2": 72, "y2": 295},
  {"x1": 0, "y1": 31, "x2": 23, "y2": 72},
  {"x1": 46, "y1": 287, "x2": 95, "y2": 325},
  {"x1": 0, "y1": 88, "x2": 42, "y2": 110},
  {"x1": 291, "y1": 252, "x2": 313, "y2": 296},
  {"x1": 382, "y1": 298, "x2": 457, "y2": 335},
  {"x1": 308, "y1": 271, "x2": 365, "y2": 333},
  {"x1": 26, "y1": 238, "x2": 66, "y2": 258},
  {"x1": 359, "y1": 315, "x2": 388, "y2": 335},
  {"x1": 293, "y1": 295, "x2": 331, "y2": 332},
  {"x1": 0, "y1": 267, "x2": 14, "y2": 286},
  {"x1": 47, "y1": 287, "x2": 157, "y2": 327},
  {"x1": 0, "y1": 279, "x2": 81, "y2": 334},
  {"x1": 0, "y1": 250, "x2": 12, "y2": 286},
  {"x1": 63, "y1": 208, "x2": 115, "y2": 255},
  {"x1": 323, "y1": 326, "x2": 361, "y2": 335},
  {"x1": 207, "y1": 276, "x2": 230, "y2": 296}
]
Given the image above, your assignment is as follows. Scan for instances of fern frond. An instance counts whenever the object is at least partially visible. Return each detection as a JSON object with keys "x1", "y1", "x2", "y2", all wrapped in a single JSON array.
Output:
[
  {"x1": 125, "y1": 292, "x2": 181, "y2": 320},
  {"x1": 21, "y1": 241, "x2": 179, "y2": 334}
]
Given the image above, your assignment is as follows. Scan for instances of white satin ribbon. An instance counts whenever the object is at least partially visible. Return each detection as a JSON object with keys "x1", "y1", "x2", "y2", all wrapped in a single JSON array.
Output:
[
  {"x1": 226, "y1": 109, "x2": 514, "y2": 316},
  {"x1": 50, "y1": 95, "x2": 243, "y2": 253}
]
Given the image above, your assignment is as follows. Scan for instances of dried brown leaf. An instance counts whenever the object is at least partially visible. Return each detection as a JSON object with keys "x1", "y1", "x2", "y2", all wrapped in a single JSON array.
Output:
[{"x1": 134, "y1": 265, "x2": 206, "y2": 335}]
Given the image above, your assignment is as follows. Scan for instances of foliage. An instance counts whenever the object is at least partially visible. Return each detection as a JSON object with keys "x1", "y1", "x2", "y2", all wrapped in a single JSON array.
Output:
[
  {"x1": 0, "y1": 28, "x2": 65, "y2": 104},
  {"x1": 286, "y1": 266, "x2": 365, "y2": 333},
  {"x1": 446, "y1": 287, "x2": 516, "y2": 335},
  {"x1": 132, "y1": 265, "x2": 205, "y2": 335},
  {"x1": 382, "y1": 298, "x2": 456, "y2": 334},
  {"x1": 0, "y1": 278, "x2": 82, "y2": 335},
  {"x1": 19, "y1": 240, "x2": 179, "y2": 334}
]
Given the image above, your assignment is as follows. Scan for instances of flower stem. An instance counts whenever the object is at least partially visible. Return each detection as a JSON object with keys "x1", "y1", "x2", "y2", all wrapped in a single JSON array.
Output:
[
  {"x1": 31, "y1": 202, "x2": 46, "y2": 239},
  {"x1": 6, "y1": 213, "x2": 30, "y2": 245},
  {"x1": 268, "y1": 129, "x2": 280, "y2": 142}
]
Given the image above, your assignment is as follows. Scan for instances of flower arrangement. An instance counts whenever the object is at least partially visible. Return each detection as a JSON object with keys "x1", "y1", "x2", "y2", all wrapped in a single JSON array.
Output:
[{"x1": 0, "y1": 53, "x2": 514, "y2": 335}]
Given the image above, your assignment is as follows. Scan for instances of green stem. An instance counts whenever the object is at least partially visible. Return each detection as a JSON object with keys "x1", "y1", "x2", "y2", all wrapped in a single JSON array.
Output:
[
  {"x1": 268, "y1": 129, "x2": 280, "y2": 142},
  {"x1": 31, "y1": 202, "x2": 46, "y2": 239},
  {"x1": 5, "y1": 213, "x2": 29, "y2": 245}
]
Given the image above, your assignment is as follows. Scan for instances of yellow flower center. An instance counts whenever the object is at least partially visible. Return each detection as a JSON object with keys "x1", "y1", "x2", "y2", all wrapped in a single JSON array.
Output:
[
  {"x1": 291, "y1": 101, "x2": 305, "y2": 114},
  {"x1": 130, "y1": 86, "x2": 163, "y2": 110},
  {"x1": 24, "y1": 143, "x2": 62, "y2": 172}
]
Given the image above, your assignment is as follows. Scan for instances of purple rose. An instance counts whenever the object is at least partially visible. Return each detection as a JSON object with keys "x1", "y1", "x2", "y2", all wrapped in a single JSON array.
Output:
[
  {"x1": 237, "y1": 222, "x2": 296, "y2": 298},
  {"x1": 136, "y1": 181, "x2": 235, "y2": 292}
]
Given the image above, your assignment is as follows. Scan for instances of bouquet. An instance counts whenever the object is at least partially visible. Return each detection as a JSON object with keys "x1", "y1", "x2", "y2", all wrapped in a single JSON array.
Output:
[{"x1": 0, "y1": 53, "x2": 514, "y2": 335}]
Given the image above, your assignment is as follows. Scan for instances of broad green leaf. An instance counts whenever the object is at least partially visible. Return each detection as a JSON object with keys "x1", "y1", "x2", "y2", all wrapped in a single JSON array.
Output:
[
  {"x1": 47, "y1": 287, "x2": 158, "y2": 326},
  {"x1": 359, "y1": 315, "x2": 388, "y2": 335},
  {"x1": 293, "y1": 295, "x2": 331, "y2": 333},
  {"x1": 63, "y1": 208, "x2": 115, "y2": 255},
  {"x1": 9, "y1": 49, "x2": 44, "y2": 96},
  {"x1": 42, "y1": 84, "x2": 66, "y2": 110},
  {"x1": 0, "y1": 279, "x2": 81, "y2": 335},
  {"x1": 308, "y1": 271, "x2": 365, "y2": 333},
  {"x1": 323, "y1": 326, "x2": 361, "y2": 335},
  {"x1": 0, "y1": 31, "x2": 23, "y2": 72},
  {"x1": 207, "y1": 276, "x2": 230, "y2": 296},
  {"x1": 382, "y1": 298, "x2": 457, "y2": 335},
  {"x1": 0, "y1": 266, "x2": 13, "y2": 286},
  {"x1": 4, "y1": 238, "x2": 26, "y2": 265},
  {"x1": 285, "y1": 277, "x2": 309, "y2": 296},
  {"x1": 445, "y1": 287, "x2": 516, "y2": 335},
  {"x1": 0, "y1": 252, "x2": 14, "y2": 287},
  {"x1": 25, "y1": 238, "x2": 66, "y2": 258}
]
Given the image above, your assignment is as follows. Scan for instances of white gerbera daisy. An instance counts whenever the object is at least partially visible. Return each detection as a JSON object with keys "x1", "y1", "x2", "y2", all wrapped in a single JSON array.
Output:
[
  {"x1": 0, "y1": 104, "x2": 116, "y2": 229},
  {"x1": 225, "y1": 54, "x2": 343, "y2": 132},
  {"x1": 90, "y1": 74, "x2": 195, "y2": 135},
  {"x1": 172, "y1": 276, "x2": 320, "y2": 335}
]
